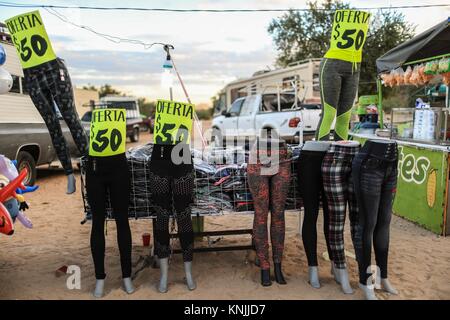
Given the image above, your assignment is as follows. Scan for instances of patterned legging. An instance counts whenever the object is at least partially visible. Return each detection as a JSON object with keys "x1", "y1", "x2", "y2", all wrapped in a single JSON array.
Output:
[
  {"x1": 247, "y1": 152, "x2": 291, "y2": 270},
  {"x1": 149, "y1": 144, "x2": 195, "y2": 262},
  {"x1": 321, "y1": 144, "x2": 361, "y2": 269},
  {"x1": 24, "y1": 58, "x2": 89, "y2": 175}
]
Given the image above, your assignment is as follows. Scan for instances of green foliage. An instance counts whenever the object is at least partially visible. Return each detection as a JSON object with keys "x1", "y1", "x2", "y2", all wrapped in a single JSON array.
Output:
[
  {"x1": 138, "y1": 98, "x2": 156, "y2": 117},
  {"x1": 196, "y1": 108, "x2": 214, "y2": 120},
  {"x1": 268, "y1": 0, "x2": 416, "y2": 96}
]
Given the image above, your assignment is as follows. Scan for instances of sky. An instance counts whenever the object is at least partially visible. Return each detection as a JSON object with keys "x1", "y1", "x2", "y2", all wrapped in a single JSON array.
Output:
[{"x1": 1, "y1": 0, "x2": 449, "y2": 105}]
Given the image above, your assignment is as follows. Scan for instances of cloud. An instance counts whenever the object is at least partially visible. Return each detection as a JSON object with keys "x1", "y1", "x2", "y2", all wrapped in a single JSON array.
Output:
[{"x1": 60, "y1": 43, "x2": 275, "y2": 103}]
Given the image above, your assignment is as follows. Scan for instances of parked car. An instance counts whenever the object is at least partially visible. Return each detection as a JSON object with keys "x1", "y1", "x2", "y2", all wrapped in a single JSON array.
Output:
[
  {"x1": 140, "y1": 114, "x2": 154, "y2": 133},
  {"x1": 98, "y1": 96, "x2": 143, "y2": 142},
  {"x1": 81, "y1": 109, "x2": 141, "y2": 143},
  {"x1": 211, "y1": 93, "x2": 321, "y2": 146}
]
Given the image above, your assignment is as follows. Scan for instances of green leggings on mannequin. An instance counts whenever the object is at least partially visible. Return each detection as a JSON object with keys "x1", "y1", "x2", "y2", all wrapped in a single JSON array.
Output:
[{"x1": 316, "y1": 58, "x2": 360, "y2": 141}]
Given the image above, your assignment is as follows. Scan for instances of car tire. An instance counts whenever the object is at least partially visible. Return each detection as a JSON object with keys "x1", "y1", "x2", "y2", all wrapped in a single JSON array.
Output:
[
  {"x1": 17, "y1": 151, "x2": 37, "y2": 186},
  {"x1": 130, "y1": 127, "x2": 140, "y2": 142}
]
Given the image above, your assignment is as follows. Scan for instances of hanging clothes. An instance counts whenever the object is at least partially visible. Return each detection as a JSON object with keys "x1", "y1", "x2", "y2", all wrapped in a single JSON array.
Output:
[{"x1": 24, "y1": 58, "x2": 89, "y2": 175}]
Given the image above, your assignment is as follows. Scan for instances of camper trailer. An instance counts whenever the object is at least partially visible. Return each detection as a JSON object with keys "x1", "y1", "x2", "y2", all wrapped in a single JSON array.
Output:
[
  {"x1": 0, "y1": 24, "x2": 88, "y2": 185},
  {"x1": 214, "y1": 59, "x2": 321, "y2": 115}
]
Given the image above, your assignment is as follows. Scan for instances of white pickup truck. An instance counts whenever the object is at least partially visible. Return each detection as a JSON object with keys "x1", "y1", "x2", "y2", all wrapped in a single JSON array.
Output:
[{"x1": 211, "y1": 93, "x2": 321, "y2": 145}]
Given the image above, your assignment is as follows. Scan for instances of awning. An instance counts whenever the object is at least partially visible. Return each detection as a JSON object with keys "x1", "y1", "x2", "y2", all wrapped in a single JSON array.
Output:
[{"x1": 376, "y1": 18, "x2": 450, "y2": 74}]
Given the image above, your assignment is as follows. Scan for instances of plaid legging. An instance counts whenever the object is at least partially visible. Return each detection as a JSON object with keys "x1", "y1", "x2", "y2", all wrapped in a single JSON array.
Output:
[
  {"x1": 24, "y1": 58, "x2": 89, "y2": 175},
  {"x1": 322, "y1": 144, "x2": 361, "y2": 269}
]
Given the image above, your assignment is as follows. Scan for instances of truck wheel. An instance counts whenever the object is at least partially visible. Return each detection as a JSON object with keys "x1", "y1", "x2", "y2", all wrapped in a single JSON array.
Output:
[
  {"x1": 211, "y1": 127, "x2": 223, "y2": 148},
  {"x1": 17, "y1": 151, "x2": 37, "y2": 186},
  {"x1": 261, "y1": 128, "x2": 278, "y2": 139},
  {"x1": 130, "y1": 128, "x2": 140, "y2": 142}
]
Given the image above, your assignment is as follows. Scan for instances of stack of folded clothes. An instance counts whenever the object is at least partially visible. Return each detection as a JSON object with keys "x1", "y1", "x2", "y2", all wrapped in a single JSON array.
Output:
[{"x1": 80, "y1": 143, "x2": 304, "y2": 219}]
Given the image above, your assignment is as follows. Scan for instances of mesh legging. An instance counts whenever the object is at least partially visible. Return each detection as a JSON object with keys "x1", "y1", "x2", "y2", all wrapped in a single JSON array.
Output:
[
  {"x1": 24, "y1": 58, "x2": 89, "y2": 175},
  {"x1": 149, "y1": 144, "x2": 194, "y2": 262}
]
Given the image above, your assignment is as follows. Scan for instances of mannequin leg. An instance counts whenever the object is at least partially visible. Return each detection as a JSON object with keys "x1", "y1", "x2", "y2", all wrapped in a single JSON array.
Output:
[
  {"x1": 316, "y1": 58, "x2": 342, "y2": 141},
  {"x1": 173, "y1": 170, "x2": 196, "y2": 290},
  {"x1": 51, "y1": 58, "x2": 89, "y2": 157},
  {"x1": 375, "y1": 166, "x2": 398, "y2": 295},
  {"x1": 109, "y1": 158, "x2": 133, "y2": 292},
  {"x1": 322, "y1": 152, "x2": 353, "y2": 294},
  {"x1": 148, "y1": 167, "x2": 172, "y2": 292},
  {"x1": 247, "y1": 165, "x2": 271, "y2": 286},
  {"x1": 27, "y1": 77, "x2": 74, "y2": 184},
  {"x1": 86, "y1": 162, "x2": 107, "y2": 297},
  {"x1": 270, "y1": 162, "x2": 290, "y2": 285},
  {"x1": 298, "y1": 151, "x2": 329, "y2": 288},
  {"x1": 334, "y1": 70, "x2": 360, "y2": 141}
]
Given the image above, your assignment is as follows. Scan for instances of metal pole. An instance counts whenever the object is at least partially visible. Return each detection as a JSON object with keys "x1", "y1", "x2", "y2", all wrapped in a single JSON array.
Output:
[{"x1": 377, "y1": 78, "x2": 384, "y2": 129}]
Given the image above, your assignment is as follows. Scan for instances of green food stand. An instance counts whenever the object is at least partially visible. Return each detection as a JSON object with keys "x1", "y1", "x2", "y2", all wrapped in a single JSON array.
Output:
[{"x1": 351, "y1": 18, "x2": 450, "y2": 235}]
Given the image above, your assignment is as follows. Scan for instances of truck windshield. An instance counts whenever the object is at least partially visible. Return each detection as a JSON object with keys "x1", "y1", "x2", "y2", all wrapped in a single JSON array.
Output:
[{"x1": 105, "y1": 101, "x2": 140, "y2": 119}]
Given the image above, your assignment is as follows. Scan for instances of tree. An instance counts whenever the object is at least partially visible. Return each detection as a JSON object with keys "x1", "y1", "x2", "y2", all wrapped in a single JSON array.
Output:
[
  {"x1": 98, "y1": 84, "x2": 123, "y2": 98},
  {"x1": 138, "y1": 98, "x2": 156, "y2": 117},
  {"x1": 268, "y1": 0, "x2": 416, "y2": 95}
]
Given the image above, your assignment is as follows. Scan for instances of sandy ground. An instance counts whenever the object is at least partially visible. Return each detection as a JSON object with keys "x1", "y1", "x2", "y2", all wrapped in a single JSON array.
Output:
[{"x1": 0, "y1": 131, "x2": 449, "y2": 300}]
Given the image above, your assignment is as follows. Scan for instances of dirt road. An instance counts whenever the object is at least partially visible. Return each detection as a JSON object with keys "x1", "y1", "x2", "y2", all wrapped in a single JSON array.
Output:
[{"x1": 0, "y1": 132, "x2": 449, "y2": 300}]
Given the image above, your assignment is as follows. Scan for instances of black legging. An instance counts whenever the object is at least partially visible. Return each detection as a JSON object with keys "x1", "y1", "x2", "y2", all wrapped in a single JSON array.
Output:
[
  {"x1": 24, "y1": 58, "x2": 89, "y2": 175},
  {"x1": 149, "y1": 144, "x2": 194, "y2": 262},
  {"x1": 297, "y1": 150, "x2": 333, "y2": 266},
  {"x1": 352, "y1": 140, "x2": 398, "y2": 285},
  {"x1": 86, "y1": 153, "x2": 132, "y2": 280}
]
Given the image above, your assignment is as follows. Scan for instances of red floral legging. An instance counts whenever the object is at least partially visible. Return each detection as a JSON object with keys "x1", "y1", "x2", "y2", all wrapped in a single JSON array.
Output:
[{"x1": 247, "y1": 156, "x2": 291, "y2": 270}]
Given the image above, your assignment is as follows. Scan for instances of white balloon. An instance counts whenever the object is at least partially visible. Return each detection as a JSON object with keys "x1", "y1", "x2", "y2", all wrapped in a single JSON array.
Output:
[{"x1": 0, "y1": 67, "x2": 13, "y2": 94}]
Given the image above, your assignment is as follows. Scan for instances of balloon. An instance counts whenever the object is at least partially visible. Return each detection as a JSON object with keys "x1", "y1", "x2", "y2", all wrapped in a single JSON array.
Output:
[
  {"x1": 17, "y1": 211, "x2": 33, "y2": 229},
  {"x1": 4, "y1": 198, "x2": 19, "y2": 221},
  {"x1": 0, "y1": 44, "x2": 5, "y2": 66},
  {"x1": 0, "y1": 168, "x2": 27, "y2": 203},
  {"x1": 0, "y1": 155, "x2": 19, "y2": 181},
  {"x1": 0, "y1": 67, "x2": 12, "y2": 94},
  {"x1": 16, "y1": 185, "x2": 39, "y2": 194},
  {"x1": 0, "y1": 202, "x2": 14, "y2": 235},
  {"x1": 0, "y1": 155, "x2": 38, "y2": 194}
]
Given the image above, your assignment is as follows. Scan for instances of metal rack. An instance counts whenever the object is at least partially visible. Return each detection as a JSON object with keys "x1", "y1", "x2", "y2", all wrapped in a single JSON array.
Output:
[{"x1": 79, "y1": 143, "x2": 303, "y2": 254}]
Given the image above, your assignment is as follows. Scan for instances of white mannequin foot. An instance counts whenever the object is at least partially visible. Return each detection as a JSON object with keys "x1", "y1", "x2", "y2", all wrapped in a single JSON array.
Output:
[
  {"x1": 359, "y1": 283, "x2": 378, "y2": 300},
  {"x1": 184, "y1": 261, "x2": 196, "y2": 291},
  {"x1": 66, "y1": 174, "x2": 76, "y2": 194},
  {"x1": 123, "y1": 277, "x2": 135, "y2": 294},
  {"x1": 334, "y1": 265, "x2": 353, "y2": 294},
  {"x1": 330, "y1": 263, "x2": 341, "y2": 284},
  {"x1": 93, "y1": 279, "x2": 105, "y2": 298},
  {"x1": 380, "y1": 278, "x2": 398, "y2": 295},
  {"x1": 308, "y1": 266, "x2": 321, "y2": 289},
  {"x1": 158, "y1": 258, "x2": 169, "y2": 293}
]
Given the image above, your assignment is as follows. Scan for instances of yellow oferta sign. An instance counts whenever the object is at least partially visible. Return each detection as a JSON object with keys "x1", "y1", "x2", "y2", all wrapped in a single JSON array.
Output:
[
  {"x1": 5, "y1": 10, "x2": 57, "y2": 69},
  {"x1": 325, "y1": 10, "x2": 371, "y2": 63},
  {"x1": 89, "y1": 109, "x2": 126, "y2": 157},
  {"x1": 154, "y1": 99, "x2": 194, "y2": 145}
]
